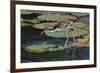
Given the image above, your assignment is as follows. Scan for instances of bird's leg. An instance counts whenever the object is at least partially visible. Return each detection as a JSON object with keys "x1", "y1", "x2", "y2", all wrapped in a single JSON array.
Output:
[
  {"x1": 64, "y1": 32, "x2": 69, "y2": 46},
  {"x1": 72, "y1": 32, "x2": 76, "y2": 44},
  {"x1": 64, "y1": 36, "x2": 69, "y2": 46},
  {"x1": 63, "y1": 31, "x2": 70, "y2": 58}
]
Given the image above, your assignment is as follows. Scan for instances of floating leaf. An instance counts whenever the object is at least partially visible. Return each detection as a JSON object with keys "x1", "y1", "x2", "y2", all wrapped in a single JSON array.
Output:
[
  {"x1": 25, "y1": 44, "x2": 57, "y2": 53},
  {"x1": 21, "y1": 19, "x2": 40, "y2": 26},
  {"x1": 45, "y1": 28, "x2": 88, "y2": 38},
  {"x1": 71, "y1": 12, "x2": 89, "y2": 17},
  {"x1": 38, "y1": 14, "x2": 76, "y2": 21},
  {"x1": 21, "y1": 10, "x2": 33, "y2": 14},
  {"x1": 21, "y1": 21, "x2": 34, "y2": 26},
  {"x1": 24, "y1": 40, "x2": 89, "y2": 53},
  {"x1": 24, "y1": 44, "x2": 72, "y2": 53},
  {"x1": 73, "y1": 22, "x2": 89, "y2": 28},
  {"x1": 33, "y1": 22, "x2": 56, "y2": 29},
  {"x1": 45, "y1": 22, "x2": 89, "y2": 38}
]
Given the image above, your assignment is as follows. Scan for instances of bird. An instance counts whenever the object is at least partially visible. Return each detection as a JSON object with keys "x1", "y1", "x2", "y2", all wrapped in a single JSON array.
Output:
[
  {"x1": 40, "y1": 17, "x2": 80, "y2": 46},
  {"x1": 40, "y1": 20, "x2": 73, "y2": 34}
]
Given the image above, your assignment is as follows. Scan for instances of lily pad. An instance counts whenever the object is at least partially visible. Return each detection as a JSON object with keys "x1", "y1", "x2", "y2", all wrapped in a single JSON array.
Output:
[
  {"x1": 38, "y1": 14, "x2": 76, "y2": 21},
  {"x1": 73, "y1": 22, "x2": 89, "y2": 28},
  {"x1": 45, "y1": 28, "x2": 88, "y2": 38},
  {"x1": 25, "y1": 44, "x2": 71, "y2": 53},
  {"x1": 21, "y1": 10, "x2": 33, "y2": 14},
  {"x1": 21, "y1": 22, "x2": 34, "y2": 26},
  {"x1": 71, "y1": 12, "x2": 89, "y2": 17},
  {"x1": 33, "y1": 22, "x2": 56, "y2": 29},
  {"x1": 25, "y1": 44, "x2": 56, "y2": 53},
  {"x1": 21, "y1": 19, "x2": 40, "y2": 26},
  {"x1": 45, "y1": 22, "x2": 89, "y2": 38}
]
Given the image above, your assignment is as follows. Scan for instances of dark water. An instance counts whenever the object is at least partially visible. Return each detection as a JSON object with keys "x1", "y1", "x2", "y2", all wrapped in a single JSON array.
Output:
[{"x1": 21, "y1": 27, "x2": 89, "y2": 63}]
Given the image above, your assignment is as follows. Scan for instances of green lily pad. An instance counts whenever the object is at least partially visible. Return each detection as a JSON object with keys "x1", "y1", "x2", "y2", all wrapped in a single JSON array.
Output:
[
  {"x1": 21, "y1": 10, "x2": 33, "y2": 14},
  {"x1": 45, "y1": 22, "x2": 89, "y2": 38},
  {"x1": 38, "y1": 14, "x2": 76, "y2": 21},
  {"x1": 21, "y1": 22, "x2": 33, "y2": 26},
  {"x1": 33, "y1": 22, "x2": 56, "y2": 29},
  {"x1": 25, "y1": 44, "x2": 56, "y2": 53},
  {"x1": 71, "y1": 12, "x2": 89, "y2": 17},
  {"x1": 45, "y1": 28, "x2": 88, "y2": 38},
  {"x1": 21, "y1": 19, "x2": 40, "y2": 26},
  {"x1": 25, "y1": 44, "x2": 71, "y2": 53},
  {"x1": 73, "y1": 22, "x2": 89, "y2": 28}
]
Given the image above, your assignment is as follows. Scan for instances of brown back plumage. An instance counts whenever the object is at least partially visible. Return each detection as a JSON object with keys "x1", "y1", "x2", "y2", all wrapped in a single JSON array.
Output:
[{"x1": 53, "y1": 21, "x2": 72, "y2": 30}]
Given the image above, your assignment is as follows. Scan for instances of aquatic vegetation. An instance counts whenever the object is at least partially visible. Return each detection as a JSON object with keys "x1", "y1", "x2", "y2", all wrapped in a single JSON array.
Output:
[
  {"x1": 44, "y1": 22, "x2": 89, "y2": 44},
  {"x1": 33, "y1": 22, "x2": 56, "y2": 29},
  {"x1": 24, "y1": 39, "x2": 89, "y2": 53},
  {"x1": 70, "y1": 12, "x2": 89, "y2": 17},
  {"x1": 21, "y1": 19, "x2": 41, "y2": 26},
  {"x1": 25, "y1": 44, "x2": 61, "y2": 53},
  {"x1": 25, "y1": 44, "x2": 71, "y2": 53},
  {"x1": 21, "y1": 10, "x2": 34, "y2": 14},
  {"x1": 45, "y1": 25, "x2": 88, "y2": 38},
  {"x1": 21, "y1": 10, "x2": 90, "y2": 62},
  {"x1": 38, "y1": 14, "x2": 76, "y2": 21},
  {"x1": 75, "y1": 38, "x2": 89, "y2": 47}
]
